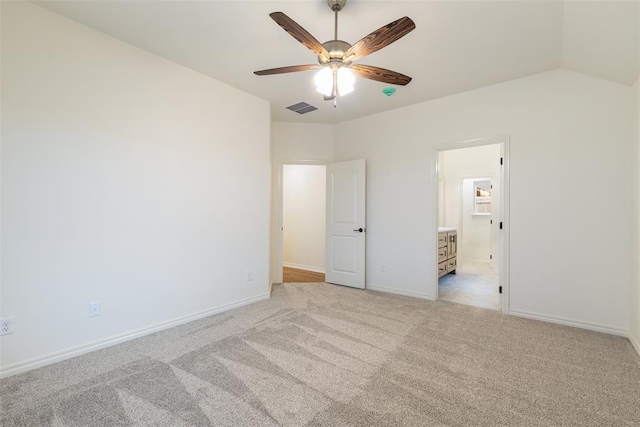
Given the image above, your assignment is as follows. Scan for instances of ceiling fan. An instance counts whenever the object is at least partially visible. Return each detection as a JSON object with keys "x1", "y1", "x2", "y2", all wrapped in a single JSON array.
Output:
[{"x1": 254, "y1": 0, "x2": 415, "y2": 102}]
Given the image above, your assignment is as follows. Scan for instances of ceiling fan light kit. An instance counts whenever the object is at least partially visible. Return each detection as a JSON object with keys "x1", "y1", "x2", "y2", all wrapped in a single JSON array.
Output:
[
  {"x1": 314, "y1": 66, "x2": 355, "y2": 97},
  {"x1": 254, "y1": 0, "x2": 415, "y2": 106}
]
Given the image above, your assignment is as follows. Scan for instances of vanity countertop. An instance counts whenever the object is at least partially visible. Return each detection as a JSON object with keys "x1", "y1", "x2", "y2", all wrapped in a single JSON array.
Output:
[{"x1": 438, "y1": 227, "x2": 457, "y2": 233}]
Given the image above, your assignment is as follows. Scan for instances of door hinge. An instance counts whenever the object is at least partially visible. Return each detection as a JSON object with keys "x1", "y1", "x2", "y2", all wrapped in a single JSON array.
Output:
[
  {"x1": 490, "y1": 219, "x2": 493, "y2": 224},
  {"x1": 499, "y1": 286, "x2": 503, "y2": 294},
  {"x1": 490, "y1": 184, "x2": 493, "y2": 189},
  {"x1": 499, "y1": 222, "x2": 503, "y2": 230},
  {"x1": 490, "y1": 255, "x2": 492, "y2": 260},
  {"x1": 500, "y1": 157, "x2": 503, "y2": 165}
]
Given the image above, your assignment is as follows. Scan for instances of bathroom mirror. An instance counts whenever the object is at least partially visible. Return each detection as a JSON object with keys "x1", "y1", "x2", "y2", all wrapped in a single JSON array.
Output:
[{"x1": 473, "y1": 179, "x2": 492, "y2": 215}]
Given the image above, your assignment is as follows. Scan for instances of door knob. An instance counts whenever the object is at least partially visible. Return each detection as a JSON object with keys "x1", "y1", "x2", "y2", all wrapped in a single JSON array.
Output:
[{"x1": 353, "y1": 228, "x2": 363, "y2": 232}]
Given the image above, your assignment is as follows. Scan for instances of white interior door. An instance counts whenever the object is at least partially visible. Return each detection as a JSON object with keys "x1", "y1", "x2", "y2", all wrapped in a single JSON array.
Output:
[
  {"x1": 461, "y1": 178, "x2": 492, "y2": 263},
  {"x1": 325, "y1": 159, "x2": 366, "y2": 289},
  {"x1": 491, "y1": 176, "x2": 500, "y2": 270}
]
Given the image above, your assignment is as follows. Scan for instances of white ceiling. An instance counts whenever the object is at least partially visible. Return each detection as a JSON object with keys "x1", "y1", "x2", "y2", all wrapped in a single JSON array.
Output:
[{"x1": 33, "y1": 0, "x2": 639, "y2": 124}]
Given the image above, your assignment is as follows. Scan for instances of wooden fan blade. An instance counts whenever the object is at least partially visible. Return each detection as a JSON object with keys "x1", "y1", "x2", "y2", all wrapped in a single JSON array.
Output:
[
  {"x1": 254, "y1": 64, "x2": 321, "y2": 76},
  {"x1": 343, "y1": 16, "x2": 415, "y2": 63},
  {"x1": 351, "y1": 64, "x2": 412, "y2": 85},
  {"x1": 270, "y1": 12, "x2": 329, "y2": 59}
]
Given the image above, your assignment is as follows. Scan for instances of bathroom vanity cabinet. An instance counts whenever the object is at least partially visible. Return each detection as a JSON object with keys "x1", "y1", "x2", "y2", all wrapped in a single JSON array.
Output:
[{"x1": 438, "y1": 228, "x2": 457, "y2": 278}]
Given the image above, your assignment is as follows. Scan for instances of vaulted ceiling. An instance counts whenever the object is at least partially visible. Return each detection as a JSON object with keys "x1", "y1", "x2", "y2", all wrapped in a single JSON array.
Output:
[{"x1": 34, "y1": 0, "x2": 639, "y2": 123}]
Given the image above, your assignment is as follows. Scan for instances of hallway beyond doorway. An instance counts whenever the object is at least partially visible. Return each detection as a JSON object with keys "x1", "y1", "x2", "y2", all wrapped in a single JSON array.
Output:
[{"x1": 283, "y1": 267, "x2": 325, "y2": 283}]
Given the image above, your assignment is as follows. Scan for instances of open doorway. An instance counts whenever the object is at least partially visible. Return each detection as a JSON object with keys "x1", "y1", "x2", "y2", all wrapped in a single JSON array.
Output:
[
  {"x1": 435, "y1": 137, "x2": 509, "y2": 312},
  {"x1": 274, "y1": 159, "x2": 366, "y2": 289},
  {"x1": 282, "y1": 164, "x2": 326, "y2": 283}
]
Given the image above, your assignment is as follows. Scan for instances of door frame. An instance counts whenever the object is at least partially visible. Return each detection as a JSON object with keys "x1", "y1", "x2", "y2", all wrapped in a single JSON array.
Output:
[
  {"x1": 432, "y1": 135, "x2": 510, "y2": 313},
  {"x1": 273, "y1": 159, "x2": 328, "y2": 285}
]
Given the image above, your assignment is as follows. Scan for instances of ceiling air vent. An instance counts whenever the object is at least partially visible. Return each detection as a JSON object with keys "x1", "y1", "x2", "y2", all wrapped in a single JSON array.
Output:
[{"x1": 286, "y1": 102, "x2": 318, "y2": 115}]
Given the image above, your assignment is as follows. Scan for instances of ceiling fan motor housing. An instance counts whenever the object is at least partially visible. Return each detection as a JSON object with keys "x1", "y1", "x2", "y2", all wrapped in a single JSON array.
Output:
[{"x1": 319, "y1": 40, "x2": 352, "y2": 63}]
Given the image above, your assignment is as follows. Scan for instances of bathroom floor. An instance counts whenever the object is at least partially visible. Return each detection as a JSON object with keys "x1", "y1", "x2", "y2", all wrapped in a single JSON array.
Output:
[{"x1": 438, "y1": 262, "x2": 500, "y2": 310}]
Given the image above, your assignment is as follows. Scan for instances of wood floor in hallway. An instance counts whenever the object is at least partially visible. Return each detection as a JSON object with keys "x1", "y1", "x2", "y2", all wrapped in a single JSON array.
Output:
[{"x1": 283, "y1": 267, "x2": 325, "y2": 283}]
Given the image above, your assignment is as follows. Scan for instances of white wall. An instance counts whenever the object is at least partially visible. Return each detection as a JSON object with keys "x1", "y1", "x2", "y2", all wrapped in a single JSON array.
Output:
[
  {"x1": 439, "y1": 144, "x2": 501, "y2": 265},
  {"x1": 270, "y1": 122, "x2": 333, "y2": 283},
  {"x1": 628, "y1": 4, "x2": 640, "y2": 357},
  {"x1": 271, "y1": 123, "x2": 334, "y2": 163},
  {"x1": 283, "y1": 165, "x2": 326, "y2": 272},
  {"x1": 632, "y1": 73, "x2": 640, "y2": 352},
  {"x1": 334, "y1": 70, "x2": 636, "y2": 334},
  {"x1": 0, "y1": 2, "x2": 271, "y2": 374}
]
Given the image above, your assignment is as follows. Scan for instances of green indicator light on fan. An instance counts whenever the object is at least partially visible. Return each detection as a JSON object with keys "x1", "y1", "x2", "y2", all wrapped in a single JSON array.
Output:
[{"x1": 382, "y1": 87, "x2": 396, "y2": 96}]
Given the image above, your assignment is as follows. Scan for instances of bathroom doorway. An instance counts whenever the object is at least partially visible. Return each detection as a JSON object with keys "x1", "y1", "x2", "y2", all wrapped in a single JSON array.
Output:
[{"x1": 435, "y1": 136, "x2": 509, "y2": 312}]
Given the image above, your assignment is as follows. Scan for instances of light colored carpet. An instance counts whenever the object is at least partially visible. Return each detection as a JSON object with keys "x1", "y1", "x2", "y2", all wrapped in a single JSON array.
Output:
[
  {"x1": 438, "y1": 262, "x2": 500, "y2": 311},
  {"x1": 1, "y1": 282, "x2": 639, "y2": 426}
]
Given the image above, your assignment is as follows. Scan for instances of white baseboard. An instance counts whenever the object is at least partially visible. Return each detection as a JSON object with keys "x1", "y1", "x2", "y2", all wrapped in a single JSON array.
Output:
[
  {"x1": 629, "y1": 332, "x2": 640, "y2": 359},
  {"x1": 282, "y1": 262, "x2": 325, "y2": 274},
  {"x1": 0, "y1": 293, "x2": 270, "y2": 379},
  {"x1": 366, "y1": 284, "x2": 435, "y2": 301},
  {"x1": 508, "y1": 308, "x2": 628, "y2": 337}
]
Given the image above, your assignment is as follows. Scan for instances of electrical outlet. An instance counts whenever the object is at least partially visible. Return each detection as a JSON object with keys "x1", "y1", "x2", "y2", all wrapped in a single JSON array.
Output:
[
  {"x1": 1, "y1": 318, "x2": 14, "y2": 336},
  {"x1": 381, "y1": 263, "x2": 386, "y2": 272},
  {"x1": 246, "y1": 271, "x2": 253, "y2": 281},
  {"x1": 89, "y1": 301, "x2": 101, "y2": 318}
]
